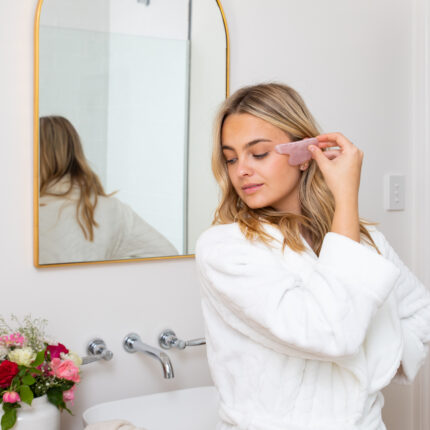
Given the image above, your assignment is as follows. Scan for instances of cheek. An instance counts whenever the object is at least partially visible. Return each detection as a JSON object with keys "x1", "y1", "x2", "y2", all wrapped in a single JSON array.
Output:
[
  {"x1": 265, "y1": 158, "x2": 301, "y2": 197},
  {"x1": 266, "y1": 156, "x2": 297, "y2": 181},
  {"x1": 226, "y1": 167, "x2": 241, "y2": 192},
  {"x1": 226, "y1": 166, "x2": 236, "y2": 183}
]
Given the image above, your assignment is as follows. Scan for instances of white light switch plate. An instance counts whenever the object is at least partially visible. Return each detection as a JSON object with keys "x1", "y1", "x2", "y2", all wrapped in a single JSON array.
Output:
[{"x1": 384, "y1": 174, "x2": 405, "y2": 211}]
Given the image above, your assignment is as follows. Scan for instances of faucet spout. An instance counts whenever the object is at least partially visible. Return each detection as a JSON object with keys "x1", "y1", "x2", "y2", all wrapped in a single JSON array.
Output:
[{"x1": 123, "y1": 333, "x2": 174, "y2": 379}]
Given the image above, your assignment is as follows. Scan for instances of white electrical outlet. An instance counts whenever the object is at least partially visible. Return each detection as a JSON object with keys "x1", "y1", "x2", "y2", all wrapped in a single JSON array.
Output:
[{"x1": 384, "y1": 174, "x2": 405, "y2": 211}]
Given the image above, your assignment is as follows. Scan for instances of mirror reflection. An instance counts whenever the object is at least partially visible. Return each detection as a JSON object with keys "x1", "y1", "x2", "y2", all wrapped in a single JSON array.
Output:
[
  {"x1": 39, "y1": 115, "x2": 178, "y2": 264},
  {"x1": 35, "y1": 0, "x2": 227, "y2": 266}
]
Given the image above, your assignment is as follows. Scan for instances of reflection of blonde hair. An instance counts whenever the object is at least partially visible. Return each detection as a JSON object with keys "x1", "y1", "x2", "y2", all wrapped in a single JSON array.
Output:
[
  {"x1": 212, "y1": 82, "x2": 381, "y2": 256},
  {"x1": 39, "y1": 115, "x2": 110, "y2": 241}
]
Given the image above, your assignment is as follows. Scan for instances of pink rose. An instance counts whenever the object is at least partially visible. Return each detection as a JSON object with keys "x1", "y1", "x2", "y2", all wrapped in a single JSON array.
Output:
[
  {"x1": 63, "y1": 385, "x2": 76, "y2": 405},
  {"x1": 3, "y1": 391, "x2": 20, "y2": 403},
  {"x1": 46, "y1": 343, "x2": 69, "y2": 359},
  {"x1": 50, "y1": 358, "x2": 80, "y2": 382}
]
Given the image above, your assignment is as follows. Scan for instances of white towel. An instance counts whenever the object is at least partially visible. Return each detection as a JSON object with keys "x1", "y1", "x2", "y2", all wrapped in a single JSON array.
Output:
[{"x1": 85, "y1": 419, "x2": 147, "y2": 430}]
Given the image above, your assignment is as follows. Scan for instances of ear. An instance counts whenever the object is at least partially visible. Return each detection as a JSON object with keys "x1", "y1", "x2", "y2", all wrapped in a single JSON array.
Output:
[{"x1": 300, "y1": 162, "x2": 310, "y2": 171}]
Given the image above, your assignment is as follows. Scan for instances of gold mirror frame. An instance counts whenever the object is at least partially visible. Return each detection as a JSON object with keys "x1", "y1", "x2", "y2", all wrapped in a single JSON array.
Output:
[{"x1": 33, "y1": 0, "x2": 230, "y2": 268}]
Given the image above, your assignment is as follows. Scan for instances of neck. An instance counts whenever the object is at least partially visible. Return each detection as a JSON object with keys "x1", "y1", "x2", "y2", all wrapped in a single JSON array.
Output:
[{"x1": 271, "y1": 182, "x2": 302, "y2": 215}]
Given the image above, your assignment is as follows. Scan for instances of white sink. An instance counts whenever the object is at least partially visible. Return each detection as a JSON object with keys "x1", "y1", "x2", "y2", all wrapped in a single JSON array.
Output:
[{"x1": 83, "y1": 385, "x2": 219, "y2": 430}]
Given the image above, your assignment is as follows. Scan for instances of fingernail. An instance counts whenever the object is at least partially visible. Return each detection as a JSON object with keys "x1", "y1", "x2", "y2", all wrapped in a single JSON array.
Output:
[{"x1": 308, "y1": 146, "x2": 315, "y2": 152}]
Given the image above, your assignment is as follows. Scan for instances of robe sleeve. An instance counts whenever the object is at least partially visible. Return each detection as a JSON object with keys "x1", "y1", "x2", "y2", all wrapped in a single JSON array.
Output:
[
  {"x1": 373, "y1": 231, "x2": 430, "y2": 384},
  {"x1": 196, "y1": 228, "x2": 401, "y2": 359}
]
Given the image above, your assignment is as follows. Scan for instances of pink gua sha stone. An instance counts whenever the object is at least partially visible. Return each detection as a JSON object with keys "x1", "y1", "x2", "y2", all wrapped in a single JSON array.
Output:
[
  {"x1": 275, "y1": 137, "x2": 319, "y2": 166},
  {"x1": 275, "y1": 137, "x2": 318, "y2": 166}
]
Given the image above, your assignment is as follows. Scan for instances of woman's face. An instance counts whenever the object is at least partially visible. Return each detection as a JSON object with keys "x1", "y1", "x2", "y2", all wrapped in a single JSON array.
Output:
[{"x1": 221, "y1": 113, "x2": 304, "y2": 213}]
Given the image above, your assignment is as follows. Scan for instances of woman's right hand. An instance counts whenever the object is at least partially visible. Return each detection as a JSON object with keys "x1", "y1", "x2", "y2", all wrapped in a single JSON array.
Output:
[{"x1": 308, "y1": 132, "x2": 363, "y2": 203}]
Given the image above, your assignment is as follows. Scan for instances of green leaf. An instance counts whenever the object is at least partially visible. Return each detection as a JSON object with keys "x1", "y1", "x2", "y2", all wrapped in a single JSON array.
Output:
[
  {"x1": 1, "y1": 408, "x2": 17, "y2": 430},
  {"x1": 46, "y1": 387, "x2": 72, "y2": 414},
  {"x1": 10, "y1": 376, "x2": 20, "y2": 387},
  {"x1": 1, "y1": 404, "x2": 14, "y2": 413},
  {"x1": 47, "y1": 388, "x2": 65, "y2": 410},
  {"x1": 0, "y1": 403, "x2": 19, "y2": 421},
  {"x1": 32, "y1": 349, "x2": 46, "y2": 367},
  {"x1": 19, "y1": 385, "x2": 34, "y2": 406},
  {"x1": 21, "y1": 375, "x2": 35, "y2": 386}
]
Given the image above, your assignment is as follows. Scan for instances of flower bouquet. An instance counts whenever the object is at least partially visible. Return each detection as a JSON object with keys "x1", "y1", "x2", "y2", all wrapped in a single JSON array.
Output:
[{"x1": 0, "y1": 315, "x2": 81, "y2": 430}]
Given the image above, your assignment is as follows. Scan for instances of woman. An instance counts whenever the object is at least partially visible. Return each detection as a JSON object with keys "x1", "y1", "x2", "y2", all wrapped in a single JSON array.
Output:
[
  {"x1": 195, "y1": 83, "x2": 430, "y2": 429},
  {"x1": 39, "y1": 115, "x2": 177, "y2": 264}
]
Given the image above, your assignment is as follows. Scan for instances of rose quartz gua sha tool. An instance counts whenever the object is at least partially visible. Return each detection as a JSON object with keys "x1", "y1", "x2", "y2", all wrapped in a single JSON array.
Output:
[{"x1": 275, "y1": 137, "x2": 319, "y2": 166}]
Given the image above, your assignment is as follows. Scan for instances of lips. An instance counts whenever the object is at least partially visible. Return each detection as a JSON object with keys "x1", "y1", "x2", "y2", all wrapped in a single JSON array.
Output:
[
  {"x1": 242, "y1": 183, "x2": 263, "y2": 190},
  {"x1": 241, "y1": 183, "x2": 263, "y2": 194}
]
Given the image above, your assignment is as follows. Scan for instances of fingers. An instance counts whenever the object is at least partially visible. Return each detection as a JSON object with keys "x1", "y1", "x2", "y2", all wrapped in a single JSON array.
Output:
[
  {"x1": 322, "y1": 149, "x2": 341, "y2": 160},
  {"x1": 308, "y1": 143, "x2": 330, "y2": 167},
  {"x1": 316, "y1": 132, "x2": 354, "y2": 151},
  {"x1": 311, "y1": 134, "x2": 363, "y2": 169}
]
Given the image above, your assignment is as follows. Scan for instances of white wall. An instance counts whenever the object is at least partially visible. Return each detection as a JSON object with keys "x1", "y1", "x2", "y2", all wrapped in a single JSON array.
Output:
[
  {"x1": 409, "y1": 0, "x2": 430, "y2": 427},
  {"x1": 0, "y1": 1, "x2": 429, "y2": 430}
]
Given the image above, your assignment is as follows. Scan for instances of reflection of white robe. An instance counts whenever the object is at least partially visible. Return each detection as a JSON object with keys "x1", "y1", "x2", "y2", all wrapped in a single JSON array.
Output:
[
  {"x1": 39, "y1": 180, "x2": 178, "y2": 264},
  {"x1": 195, "y1": 222, "x2": 430, "y2": 430}
]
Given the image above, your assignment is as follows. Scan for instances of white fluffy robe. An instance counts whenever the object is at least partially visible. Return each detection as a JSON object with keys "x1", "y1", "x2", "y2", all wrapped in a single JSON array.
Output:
[{"x1": 195, "y1": 223, "x2": 430, "y2": 430}]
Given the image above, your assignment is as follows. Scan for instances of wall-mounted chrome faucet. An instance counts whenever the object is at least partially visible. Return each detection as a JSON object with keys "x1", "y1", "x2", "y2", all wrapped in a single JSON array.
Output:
[
  {"x1": 123, "y1": 333, "x2": 174, "y2": 379},
  {"x1": 81, "y1": 338, "x2": 113, "y2": 365},
  {"x1": 158, "y1": 329, "x2": 206, "y2": 350}
]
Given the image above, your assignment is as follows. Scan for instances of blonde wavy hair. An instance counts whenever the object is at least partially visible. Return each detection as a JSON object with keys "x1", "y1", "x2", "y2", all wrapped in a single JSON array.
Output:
[
  {"x1": 212, "y1": 82, "x2": 381, "y2": 256},
  {"x1": 39, "y1": 115, "x2": 111, "y2": 242}
]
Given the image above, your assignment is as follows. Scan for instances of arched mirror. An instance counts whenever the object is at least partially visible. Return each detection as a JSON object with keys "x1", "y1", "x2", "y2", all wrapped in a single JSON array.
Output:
[{"x1": 33, "y1": 0, "x2": 229, "y2": 267}]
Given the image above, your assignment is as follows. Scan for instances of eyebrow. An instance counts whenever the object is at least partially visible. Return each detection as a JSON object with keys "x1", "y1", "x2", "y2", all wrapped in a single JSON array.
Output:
[{"x1": 221, "y1": 138, "x2": 272, "y2": 151}]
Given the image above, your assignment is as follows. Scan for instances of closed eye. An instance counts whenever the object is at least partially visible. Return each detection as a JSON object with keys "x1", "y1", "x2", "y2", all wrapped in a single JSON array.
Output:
[
  {"x1": 224, "y1": 152, "x2": 269, "y2": 165},
  {"x1": 253, "y1": 152, "x2": 269, "y2": 159},
  {"x1": 225, "y1": 158, "x2": 237, "y2": 165}
]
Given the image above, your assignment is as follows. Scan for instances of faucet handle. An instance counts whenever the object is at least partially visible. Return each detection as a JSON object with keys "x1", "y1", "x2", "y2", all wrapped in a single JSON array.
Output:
[
  {"x1": 158, "y1": 329, "x2": 206, "y2": 350},
  {"x1": 81, "y1": 338, "x2": 113, "y2": 365}
]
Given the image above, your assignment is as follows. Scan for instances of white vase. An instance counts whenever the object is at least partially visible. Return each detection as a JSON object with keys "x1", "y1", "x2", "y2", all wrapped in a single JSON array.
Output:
[{"x1": 1, "y1": 395, "x2": 60, "y2": 430}]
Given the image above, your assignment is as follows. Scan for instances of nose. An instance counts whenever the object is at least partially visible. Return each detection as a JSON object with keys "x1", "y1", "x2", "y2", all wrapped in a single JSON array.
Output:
[{"x1": 236, "y1": 156, "x2": 254, "y2": 177}]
